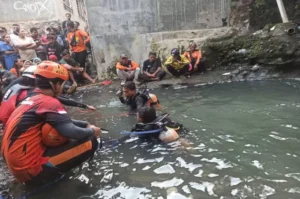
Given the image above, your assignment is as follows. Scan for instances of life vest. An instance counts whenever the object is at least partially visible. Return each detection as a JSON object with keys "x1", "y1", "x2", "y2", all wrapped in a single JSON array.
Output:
[{"x1": 0, "y1": 84, "x2": 31, "y2": 126}]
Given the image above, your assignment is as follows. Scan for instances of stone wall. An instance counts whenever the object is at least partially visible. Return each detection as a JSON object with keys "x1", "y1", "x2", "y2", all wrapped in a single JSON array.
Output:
[{"x1": 85, "y1": 0, "x2": 231, "y2": 78}]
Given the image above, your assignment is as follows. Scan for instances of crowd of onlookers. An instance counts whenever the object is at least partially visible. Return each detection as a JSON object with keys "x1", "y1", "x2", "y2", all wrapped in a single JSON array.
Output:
[
  {"x1": 0, "y1": 11, "x2": 207, "y2": 94},
  {"x1": 0, "y1": 13, "x2": 95, "y2": 91},
  {"x1": 115, "y1": 42, "x2": 206, "y2": 86}
]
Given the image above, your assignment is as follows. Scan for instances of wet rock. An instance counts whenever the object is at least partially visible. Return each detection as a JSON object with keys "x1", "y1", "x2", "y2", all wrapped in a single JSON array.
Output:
[{"x1": 251, "y1": 64, "x2": 260, "y2": 71}]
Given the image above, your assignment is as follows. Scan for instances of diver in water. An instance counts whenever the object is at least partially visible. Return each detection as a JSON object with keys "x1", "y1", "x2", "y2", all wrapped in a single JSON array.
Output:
[
  {"x1": 132, "y1": 107, "x2": 182, "y2": 142},
  {"x1": 117, "y1": 81, "x2": 161, "y2": 112}
]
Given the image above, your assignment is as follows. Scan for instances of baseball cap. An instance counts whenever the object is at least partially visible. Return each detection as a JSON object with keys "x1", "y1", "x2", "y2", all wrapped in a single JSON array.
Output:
[
  {"x1": 120, "y1": 54, "x2": 128, "y2": 59},
  {"x1": 49, "y1": 55, "x2": 58, "y2": 62}
]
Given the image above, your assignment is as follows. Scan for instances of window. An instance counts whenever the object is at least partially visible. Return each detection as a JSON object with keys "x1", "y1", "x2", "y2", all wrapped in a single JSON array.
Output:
[
  {"x1": 76, "y1": 0, "x2": 87, "y2": 21},
  {"x1": 63, "y1": 0, "x2": 73, "y2": 13}
]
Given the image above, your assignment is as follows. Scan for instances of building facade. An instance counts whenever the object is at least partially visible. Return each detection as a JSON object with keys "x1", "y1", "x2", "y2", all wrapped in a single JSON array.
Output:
[{"x1": 0, "y1": 0, "x2": 88, "y2": 32}]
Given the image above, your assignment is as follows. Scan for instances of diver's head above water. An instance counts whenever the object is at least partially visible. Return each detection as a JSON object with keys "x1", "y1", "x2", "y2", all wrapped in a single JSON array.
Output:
[
  {"x1": 123, "y1": 81, "x2": 137, "y2": 98},
  {"x1": 137, "y1": 107, "x2": 157, "y2": 123}
]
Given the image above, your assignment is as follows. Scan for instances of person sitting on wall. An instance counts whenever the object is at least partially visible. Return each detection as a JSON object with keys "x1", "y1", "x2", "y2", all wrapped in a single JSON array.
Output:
[
  {"x1": 183, "y1": 42, "x2": 206, "y2": 74},
  {"x1": 139, "y1": 52, "x2": 166, "y2": 82},
  {"x1": 164, "y1": 48, "x2": 191, "y2": 77},
  {"x1": 116, "y1": 54, "x2": 140, "y2": 85},
  {"x1": 59, "y1": 50, "x2": 96, "y2": 86}
]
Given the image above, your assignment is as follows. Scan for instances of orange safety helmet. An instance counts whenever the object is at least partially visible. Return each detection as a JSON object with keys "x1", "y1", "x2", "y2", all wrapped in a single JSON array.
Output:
[{"x1": 34, "y1": 61, "x2": 69, "y2": 81}]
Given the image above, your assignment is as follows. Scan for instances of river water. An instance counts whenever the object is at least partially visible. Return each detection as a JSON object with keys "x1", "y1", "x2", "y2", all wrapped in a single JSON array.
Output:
[{"x1": 7, "y1": 80, "x2": 300, "y2": 199}]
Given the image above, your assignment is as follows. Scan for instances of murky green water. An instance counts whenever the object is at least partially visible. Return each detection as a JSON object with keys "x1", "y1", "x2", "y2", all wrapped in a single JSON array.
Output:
[{"x1": 11, "y1": 80, "x2": 300, "y2": 198}]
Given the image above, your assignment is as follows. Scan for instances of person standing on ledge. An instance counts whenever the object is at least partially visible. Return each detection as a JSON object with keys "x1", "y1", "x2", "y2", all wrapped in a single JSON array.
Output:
[
  {"x1": 116, "y1": 54, "x2": 140, "y2": 85},
  {"x1": 67, "y1": 22, "x2": 90, "y2": 69},
  {"x1": 164, "y1": 48, "x2": 191, "y2": 77},
  {"x1": 62, "y1": 13, "x2": 72, "y2": 37},
  {"x1": 139, "y1": 52, "x2": 166, "y2": 82},
  {"x1": 183, "y1": 42, "x2": 206, "y2": 74}
]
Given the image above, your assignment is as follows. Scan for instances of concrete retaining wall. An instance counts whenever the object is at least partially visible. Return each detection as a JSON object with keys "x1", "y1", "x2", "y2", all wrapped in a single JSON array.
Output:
[{"x1": 85, "y1": 0, "x2": 231, "y2": 77}]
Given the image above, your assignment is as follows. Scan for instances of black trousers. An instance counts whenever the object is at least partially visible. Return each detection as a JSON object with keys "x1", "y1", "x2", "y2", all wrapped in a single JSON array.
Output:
[
  {"x1": 26, "y1": 136, "x2": 98, "y2": 186},
  {"x1": 74, "y1": 50, "x2": 87, "y2": 69},
  {"x1": 139, "y1": 70, "x2": 167, "y2": 81},
  {"x1": 191, "y1": 58, "x2": 206, "y2": 73},
  {"x1": 166, "y1": 64, "x2": 190, "y2": 77}
]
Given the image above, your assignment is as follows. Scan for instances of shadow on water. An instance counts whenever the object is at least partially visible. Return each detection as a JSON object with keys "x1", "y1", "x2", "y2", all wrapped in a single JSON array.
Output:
[{"x1": 6, "y1": 80, "x2": 300, "y2": 199}]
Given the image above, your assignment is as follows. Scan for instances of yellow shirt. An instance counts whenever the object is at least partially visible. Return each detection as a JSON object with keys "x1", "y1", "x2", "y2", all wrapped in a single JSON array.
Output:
[{"x1": 164, "y1": 55, "x2": 190, "y2": 70}]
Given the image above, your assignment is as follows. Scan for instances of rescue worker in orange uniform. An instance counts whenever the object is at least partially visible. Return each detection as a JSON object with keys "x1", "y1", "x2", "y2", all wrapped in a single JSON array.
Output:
[
  {"x1": 183, "y1": 42, "x2": 206, "y2": 74},
  {"x1": 2, "y1": 61, "x2": 101, "y2": 185}
]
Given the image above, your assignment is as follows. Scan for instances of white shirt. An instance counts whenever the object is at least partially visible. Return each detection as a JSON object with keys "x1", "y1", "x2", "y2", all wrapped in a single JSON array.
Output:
[
  {"x1": 10, "y1": 33, "x2": 19, "y2": 46},
  {"x1": 14, "y1": 36, "x2": 37, "y2": 61}
]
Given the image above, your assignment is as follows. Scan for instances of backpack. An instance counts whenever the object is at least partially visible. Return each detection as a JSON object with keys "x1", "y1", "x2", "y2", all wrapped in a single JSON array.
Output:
[{"x1": 70, "y1": 30, "x2": 78, "y2": 47}]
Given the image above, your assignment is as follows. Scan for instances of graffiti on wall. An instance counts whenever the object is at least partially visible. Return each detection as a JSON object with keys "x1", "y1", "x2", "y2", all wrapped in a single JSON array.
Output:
[{"x1": 13, "y1": 0, "x2": 53, "y2": 17}]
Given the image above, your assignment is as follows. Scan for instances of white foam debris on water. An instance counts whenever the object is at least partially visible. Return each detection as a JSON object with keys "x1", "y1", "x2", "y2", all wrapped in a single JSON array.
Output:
[
  {"x1": 269, "y1": 134, "x2": 287, "y2": 141},
  {"x1": 193, "y1": 143, "x2": 206, "y2": 150},
  {"x1": 208, "y1": 148, "x2": 218, "y2": 152},
  {"x1": 192, "y1": 118, "x2": 202, "y2": 122},
  {"x1": 194, "y1": 83, "x2": 207, "y2": 87},
  {"x1": 151, "y1": 147, "x2": 171, "y2": 152},
  {"x1": 120, "y1": 163, "x2": 129, "y2": 168},
  {"x1": 286, "y1": 187, "x2": 300, "y2": 193},
  {"x1": 182, "y1": 114, "x2": 188, "y2": 118},
  {"x1": 194, "y1": 170, "x2": 204, "y2": 177},
  {"x1": 222, "y1": 72, "x2": 231, "y2": 76},
  {"x1": 281, "y1": 124, "x2": 299, "y2": 129},
  {"x1": 259, "y1": 185, "x2": 275, "y2": 199},
  {"x1": 154, "y1": 164, "x2": 175, "y2": 174},
  {"x1": 182, "y1": 185, "x2": 191, "y2": 194},
  {"x1": 251, "y1": 160, "x2": 264, "y2": 170},
  {"x1": 208, "y1": 173, "x2": 219, "y2": 178},
  {"x1": 142, "y1": 166, "x2": 151, "y2": 171},
  {"x1": 270, "y1": 131, "x2": 279, "y2": 135},
  {"x1": 151, "y1": 178, "x2": 184, "y2": 189},
  {"x1": 218, "y1": 135, "x2": 235, "y2": 143},
  {"x1": 167, "y1": 192, "x2": 189, "y2": 199},
  {"x1": 78, "y1": 174, "x2": 89, "y2": 184},
  {"x1": 176, "y1": 157, "x2": 202, "y2": 172},
  {"x1": 201, "y1": 157, "x2": 234, "y2": 170},
  {"x1": 190, "y1": 154, "x2": 202, "y2": 157},
  {"x1": 96, "y1": 183, "x2": 150, "y2": 199},
  {"x1": 189, "y1": 182, "x2": 216, "y2": 196},
  {"x1": 231, "y1": 189, "x2": 239, "y2": 196},
  {"x1": 125, "y1": 137, "x2": 140, "y2": 143},
  {"x1": 202, "y1": 129, "x2": 207, "y2": 131},
  {"x1": 134, "y1": 157, "x2": 164, "y2": 164},
  {"x1": 285, "y1": 173, "x2": 300, "y2": 182},
  {"x1": 174, "y1": 85, "x2": 188, "y2": 90},
  {"x1": 230, "y1": 177, "x2": 242, "y2": 186}
]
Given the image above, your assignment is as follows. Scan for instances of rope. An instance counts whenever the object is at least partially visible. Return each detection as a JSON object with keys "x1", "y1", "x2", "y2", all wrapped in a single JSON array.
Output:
[{"x1": 75, "y1": 107, "x2": 129, "y2": 119}]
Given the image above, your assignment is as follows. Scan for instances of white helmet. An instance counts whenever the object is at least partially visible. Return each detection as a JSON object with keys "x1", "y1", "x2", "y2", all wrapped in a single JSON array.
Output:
[{"x1": 22, "y1": 65, "x2": 37, "y2": 79}]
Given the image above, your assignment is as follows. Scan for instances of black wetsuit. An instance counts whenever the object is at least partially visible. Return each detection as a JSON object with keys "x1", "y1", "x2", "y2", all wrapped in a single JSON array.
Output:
[
  {"x1": 132, "y1": 114, "x2": 182, "y2": 139},
  {"x1": 119, "y1": 92, "x2": 148, "y2": 111}
]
